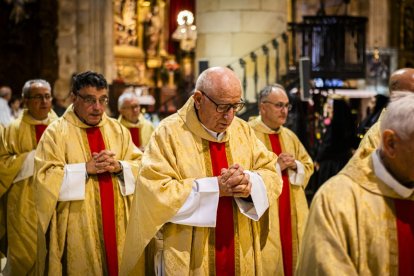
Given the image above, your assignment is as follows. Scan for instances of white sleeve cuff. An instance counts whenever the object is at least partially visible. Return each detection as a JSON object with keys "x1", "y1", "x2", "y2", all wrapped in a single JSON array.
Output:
[
  {"x1": 275, "y1": 163, "x2": 282, "y2": 177},
  {"x1": 13, "y1": 150, "x2": 36, "y2": 183},
  {"x1": 117, "y1": 161, "x2": 136, "y2": 196},
  {"x1": 58, "y1": 163, "x2": 86, "y2": 201},
  {"x1": 234, "y1": 171, "x2": 269, "y2": 221},
  {"x1": 288, "y1": 160, "x2": 305, "y2": 186},
  {"x1": 169, "y1": 177, "x2": 220, "y2": 227}
]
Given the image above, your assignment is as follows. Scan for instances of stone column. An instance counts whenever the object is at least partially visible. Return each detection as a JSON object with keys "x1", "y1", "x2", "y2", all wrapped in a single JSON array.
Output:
[
  {"x1": 54, "y1": 0, "x2": 114, "y2": 101},
  {"x1": 196, "y1": 0, "x2": 288, "y2": 102}
]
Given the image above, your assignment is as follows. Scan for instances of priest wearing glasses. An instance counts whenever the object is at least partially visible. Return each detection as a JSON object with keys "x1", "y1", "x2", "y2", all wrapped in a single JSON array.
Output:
[
  {"x1": 249, "y1": 84, "x2": 314, "y2": 276},
  {"x1": 34, "y1": 71, "x2": 142, "y2": 275},
  {"x1": 121, "y1": 67, "x2": 282, "y2": 275}
]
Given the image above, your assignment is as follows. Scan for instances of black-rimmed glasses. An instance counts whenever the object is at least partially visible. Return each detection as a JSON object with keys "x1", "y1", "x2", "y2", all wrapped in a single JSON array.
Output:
[
  {"x1": 76, "y1": 93, "x2": 109, "y2": 106},
  {"x1": 262, "y1": 101, "x2": 292, "y2": 111},
  {"x1": 200, "y1": 91, "x2": 245, "y2": 113}
]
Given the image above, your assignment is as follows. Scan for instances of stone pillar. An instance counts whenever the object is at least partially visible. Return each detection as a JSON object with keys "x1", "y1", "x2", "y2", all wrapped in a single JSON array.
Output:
[
  {"x1": 196, "y1": 0, "x2": 288, "y2": 102},
  {"x1": 54, "y1": 0, "x2": 114, "y2": 101}
]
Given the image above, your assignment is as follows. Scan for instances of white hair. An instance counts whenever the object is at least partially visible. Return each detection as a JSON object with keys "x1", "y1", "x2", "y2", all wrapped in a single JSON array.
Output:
[
  {"x1": 118, "y1": 91, "x2": 139, "y2": 110},
  {"x1": 22, "y1": 79, "x2": 51, "y2": 98},
  {"x1": 381, "y1": 94, "x2": 414, "y2": 141}
]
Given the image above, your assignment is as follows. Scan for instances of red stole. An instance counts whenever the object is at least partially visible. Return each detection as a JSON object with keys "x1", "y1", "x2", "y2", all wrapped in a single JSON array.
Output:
[
  {"x1": 128, "y1": 127, "x2": 141, "y2": 147},
  {"x1": 35, "y1": 124, "x2": 48, "y2": 143},
  {"x1": 209, "y1": 142, "x2": 235, "y2": 276},
  {"x1": 86, "y1": 127, "x2": 118, "y2": 276},
  {"x1": 269, "y1": 133, "x2": 293, "y2": 276},
  {"x1": 395, "y1": 199, "x2": 414, "y2": 276}
]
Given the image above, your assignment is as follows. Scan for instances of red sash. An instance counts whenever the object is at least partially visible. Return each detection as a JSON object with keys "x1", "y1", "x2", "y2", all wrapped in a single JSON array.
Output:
[
  {"x1": 395, "y1": 199, "x2": 414, "y2": 276},
  {"x1": 35, "y1": 124, "x2": 48, "y2": 143},
  {"x1": 209, "y1": 141, "x2": 235, "y2": 276},
  {"x1": 86, "y1": 127, "x2": 118, "y2": 276},
  {"x1": 269, "y1": 133, "x2": 293, "y2": 276},
  {"x1": 128, "y1": 127, "x2": 140, "y2": 147}
]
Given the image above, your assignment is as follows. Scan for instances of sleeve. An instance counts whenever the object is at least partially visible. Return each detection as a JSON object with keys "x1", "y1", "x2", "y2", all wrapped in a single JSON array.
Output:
[
  {"x1": 296, "y1": 178, "x2": 359, "y2": 275},
  {"x1": 0, "y1": 124, "x2": 30, "y2": 198},
  {"x1": 290, "y1": 132, "x2": 314, "y2": 188},
  {"x1": 234, "y1": 170, "x2": 269, "y2": 221},
  {"x1": 287, "y1": 160, "x2": 305, "y2": 186},
  {"x1": 248, "y1": 127, "x2": 282, "y2": 206},
  {"x1": 169, "y1": 177, "x2": 219, "y2": 227},
  {"x1": 117, "y1": 160, "x2": 137, "y2": 196},
  {"x1": 34, "y1": 122, "x2": 67, "y2": 232}
]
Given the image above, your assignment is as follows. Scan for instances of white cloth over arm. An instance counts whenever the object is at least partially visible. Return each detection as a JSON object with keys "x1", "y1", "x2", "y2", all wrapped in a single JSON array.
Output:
[
  {"x1": 288, "y1": 160, "x2": 305, "y2": 186},
  {"x1": 58, "y1": 163, "x2": 87, "y2": 201},
  {"x1": 13, "y1": 150, "x2": 35, "y2": 183},
  {"x1": 169, "y1": 177, "x2": 220, "y2": 227},
  {"x1": 276, "y1": 161, "x2": 305, "y2": 186},
  {"x1": 59, "y1": 161, "x2": 136, "y2": 201},
  {"x1": 170, "y1": 170, "x2": 270, "y2": 227},
  {"x1": 234, "y1": 170, "x2": 269, "y2": 221},
  {"x1": 117, "y1": 160, "x2": 136, "y2": 196}
]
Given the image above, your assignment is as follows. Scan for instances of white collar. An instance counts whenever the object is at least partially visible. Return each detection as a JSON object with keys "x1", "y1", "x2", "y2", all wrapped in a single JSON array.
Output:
[
  {"x1": 201, "y1": 123, "x2": 225, "y2": 141},
  {"x1": 372, "y1": 150, "x2": 414, "y2": 198}
]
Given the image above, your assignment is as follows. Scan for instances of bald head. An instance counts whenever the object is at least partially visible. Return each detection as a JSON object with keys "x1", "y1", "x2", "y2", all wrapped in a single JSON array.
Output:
[
  {"x1": 195, "y1": 67, "x2": 242, "y2": 99},
  {"x1": 193, "y1": 67, "x2": 243, "y2": 133},
  {"x1": 389, "y1": 68, "x2": 414, "y2": 94}
]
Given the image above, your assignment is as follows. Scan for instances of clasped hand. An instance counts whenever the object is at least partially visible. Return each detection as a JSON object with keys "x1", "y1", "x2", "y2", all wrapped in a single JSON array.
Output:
[
  {"x1": 277, "y1": 152, "x2": 297, "y2": 171},
  {"x1": 86, "y1": 150, "x2": 122, "y2": 175},
  {"x1": 218, "y1": 163, "x2": 251, "y2": 198}
]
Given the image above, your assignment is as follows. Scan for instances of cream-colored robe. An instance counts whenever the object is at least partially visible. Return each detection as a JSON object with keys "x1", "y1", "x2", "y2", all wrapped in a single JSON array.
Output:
[
  {"x1": 34, "y1": 106, "x2": 142, "y2": 275},
  {"x1": 0, "y1": 109, "x2": 57, "y2": 275},
  {"x1": 296, "y1": 150, "x2": 412, "y2": 275},
  {"x1": 118, "y1": 113, "x2": 154, "y2": 148},
  {"x1": 248, "y1": 116, "x2": 313, "y2": 275},
  {"x1": 121, "y1": 97, "x2": 283, "y2": 275}
]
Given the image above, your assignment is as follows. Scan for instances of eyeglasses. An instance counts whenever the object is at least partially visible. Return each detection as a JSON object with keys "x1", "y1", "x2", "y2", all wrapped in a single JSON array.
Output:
[
  {"x1": 27, "y1": 94, "x2": 53, "y2": 101},
  {"x1": 122, "y1": 104, "x2": 140, "y2": 111},
  {"x1": 200, "y1": 91, "x2": 245, "y2": 113},
  {"x1": 76, "y1": 93, "x2": 109, "y2": 106},
  {"x1": 262, "y1": 101, "x2": 292, "y2": 111}
]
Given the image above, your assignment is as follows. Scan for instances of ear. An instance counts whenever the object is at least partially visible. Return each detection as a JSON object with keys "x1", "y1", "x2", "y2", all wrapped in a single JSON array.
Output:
[
  {"x1": 193, "y1": 91, "x2": 202, "y2": 109},
  {"x1": 382, "y1": 129, "x2": 398, "y2": 158}
]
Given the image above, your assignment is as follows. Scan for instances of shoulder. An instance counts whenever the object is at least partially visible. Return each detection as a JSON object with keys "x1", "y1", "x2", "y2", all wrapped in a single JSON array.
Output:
[{"x1": 311, "y1": 173, "x2": 360, "y2": 213}]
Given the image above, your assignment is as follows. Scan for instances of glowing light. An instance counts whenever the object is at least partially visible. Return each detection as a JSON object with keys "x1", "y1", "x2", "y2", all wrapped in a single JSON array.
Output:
[{"x1": 177, "y1": 10, "x2": 194, "y2": 25}]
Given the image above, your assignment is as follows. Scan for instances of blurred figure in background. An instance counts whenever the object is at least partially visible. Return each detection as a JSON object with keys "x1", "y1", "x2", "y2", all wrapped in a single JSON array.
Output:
[
  {"x1": 9, "y1": 96, "x2": 23, "y2": 120},
  {"x1": 0, "y1": 86, "x2": 12, "y2": 127},
  {"x1": 315, "y1": 97, "x2": 356, "y2": 188},
  {"x1": 118, "y1": 91, "x2": 154, "y2": 151}
]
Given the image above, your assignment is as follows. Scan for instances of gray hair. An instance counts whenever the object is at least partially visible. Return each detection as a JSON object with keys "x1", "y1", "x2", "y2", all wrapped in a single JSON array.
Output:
[
  {"x1": 22, "y1": 79, "x2": 51, "y2": 98},
  {"x1": 258, "y1": 83, "x2": 286, "y2": 103},
  {"x1": 381, "y1": 94, "x2": 414, "y2": 141},
  {"x1": 118, "y1": 91, "x2": 139, "y2": 110}
]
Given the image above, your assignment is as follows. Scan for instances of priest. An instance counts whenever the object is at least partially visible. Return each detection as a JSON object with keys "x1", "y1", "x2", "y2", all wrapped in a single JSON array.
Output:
[
  {"x1": 0, "y1": 79, "x2": 57, "y2": 275},
  {"x1": 297, "y1": 95, "x2": 414, "y2": 275},
  {"x1": 34, "y1": 71, "x2": 142, "y2": 275},
  {"x1": 118, "y1": 91, "x2": 154, "y2": 151},
  {"x1": 121, "y1": 67, "x2": 282, "y2": 275},
  {"x1": 249, "y1": 84, "x2": 313, "y2": 276}
]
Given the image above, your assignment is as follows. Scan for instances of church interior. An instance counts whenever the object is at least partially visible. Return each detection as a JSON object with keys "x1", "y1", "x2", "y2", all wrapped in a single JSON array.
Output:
[{"x1": 1, "y1": 0, "x2": 413, "y2": 198}]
